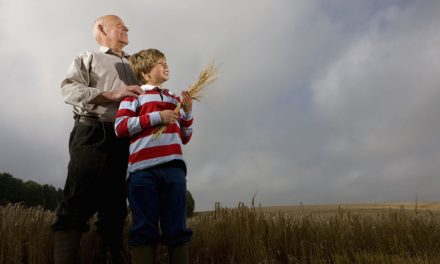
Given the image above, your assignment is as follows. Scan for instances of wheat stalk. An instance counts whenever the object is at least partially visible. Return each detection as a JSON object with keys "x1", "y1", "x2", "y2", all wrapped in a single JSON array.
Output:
[{"x1": 151, "y1": 61, "x2": 219, "y2": 140}]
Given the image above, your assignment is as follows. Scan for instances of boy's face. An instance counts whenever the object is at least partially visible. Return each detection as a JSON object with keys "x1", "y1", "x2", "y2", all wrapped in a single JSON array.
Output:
[{"x1": 146, "y1": 58, "x2": 169, "y2": 85}]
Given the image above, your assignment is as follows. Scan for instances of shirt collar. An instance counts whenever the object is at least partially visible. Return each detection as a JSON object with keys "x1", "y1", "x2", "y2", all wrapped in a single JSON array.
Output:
[
  {"x1": 141, "y1": 84, "x2": 165, "y2": 92},
  {"x1": 98, "y1": 46, "x2": 130, "y2": 58}
]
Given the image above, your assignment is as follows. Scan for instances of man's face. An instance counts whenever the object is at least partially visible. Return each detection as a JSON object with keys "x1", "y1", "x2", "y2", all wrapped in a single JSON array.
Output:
[{"x1": 102, "y1": 16, "x2": 129, "y2": 50}]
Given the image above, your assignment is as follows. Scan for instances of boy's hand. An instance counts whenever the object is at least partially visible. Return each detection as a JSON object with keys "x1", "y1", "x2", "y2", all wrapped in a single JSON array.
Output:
[
  {"x1": 181, "y1": 91, "x2": 193, "y2": 113},
  {"x1": 159, "y1": 110, "x2": 179, "y2": 125}
]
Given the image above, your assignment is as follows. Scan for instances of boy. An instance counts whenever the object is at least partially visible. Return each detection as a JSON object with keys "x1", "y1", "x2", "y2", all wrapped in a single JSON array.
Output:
[{"x1": 114, "y1": 48, "x2": 193, "y2": 264}]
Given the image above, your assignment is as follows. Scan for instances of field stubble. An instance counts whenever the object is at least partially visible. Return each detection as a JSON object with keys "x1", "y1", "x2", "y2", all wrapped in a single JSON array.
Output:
[{"x1": 1, "y1": 202, "x2": 440, "y2": 263}]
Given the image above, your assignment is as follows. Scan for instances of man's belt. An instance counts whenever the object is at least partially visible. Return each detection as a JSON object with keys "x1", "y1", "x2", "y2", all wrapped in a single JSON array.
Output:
[{"x1": 75, "y1": 115, "x2": 114, "y2": 126}]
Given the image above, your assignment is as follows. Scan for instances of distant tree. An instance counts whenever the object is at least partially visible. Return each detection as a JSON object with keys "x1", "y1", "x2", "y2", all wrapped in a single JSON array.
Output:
[
  {"x1": 0, "y1": 172, "x2": 63, "y2": 210},
  {"x1": 23, "y1": 180, "x2": 44, "y2": 206},
  {"x1": 186, "y1": 190, "x2": 195, "y2": 218},
  {"x1": 42, "y1": 184, "x2": 60, "y2": 210},
  {"x1": 0, "y1": 173, "x2": 25, "y2": 204}
]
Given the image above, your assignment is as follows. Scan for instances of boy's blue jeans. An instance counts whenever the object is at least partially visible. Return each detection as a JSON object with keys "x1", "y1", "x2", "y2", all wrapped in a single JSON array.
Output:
[{"x1": 127, "y1": 163, "x2": 192, "y2": 247}]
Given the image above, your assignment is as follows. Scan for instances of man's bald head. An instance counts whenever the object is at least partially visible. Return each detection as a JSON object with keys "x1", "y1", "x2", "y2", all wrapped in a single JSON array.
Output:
[{"x1": 92, "y1": 15, "x2": 129, "y2": 55}]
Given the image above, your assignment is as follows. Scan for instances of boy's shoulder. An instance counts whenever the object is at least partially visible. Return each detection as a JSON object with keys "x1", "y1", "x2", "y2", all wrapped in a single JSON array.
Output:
[{"x1": 144, "y1": 87, "x2": 177, "y2": 97}]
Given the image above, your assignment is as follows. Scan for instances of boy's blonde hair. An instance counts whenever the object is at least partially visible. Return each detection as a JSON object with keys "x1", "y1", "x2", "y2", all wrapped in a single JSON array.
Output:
[{"x1": 129, "y1": 48, "x2": 165, "y2": 84}]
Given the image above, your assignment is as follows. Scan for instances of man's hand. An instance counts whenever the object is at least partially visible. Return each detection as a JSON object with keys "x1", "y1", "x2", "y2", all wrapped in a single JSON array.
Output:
[
  {"x1": 159, "y1": 110, "x2": 179, "y2": 125},
  {"x1": 109, "y1": 85, "x2": 144, "y2": 101},
  {"x1": 90, "y1": 85, "x2": 144, "y2": 104}
]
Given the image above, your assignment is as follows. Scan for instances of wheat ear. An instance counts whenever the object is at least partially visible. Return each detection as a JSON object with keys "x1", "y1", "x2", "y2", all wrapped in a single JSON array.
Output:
[{"x1": 151, "y1": 61, "x2": 219, "y2": 140}]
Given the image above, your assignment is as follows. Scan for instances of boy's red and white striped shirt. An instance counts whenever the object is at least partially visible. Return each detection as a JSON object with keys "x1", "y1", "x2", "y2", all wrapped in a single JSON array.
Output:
[{"x1": 114, "y1": 84, "x2": 193, "y2": 172}]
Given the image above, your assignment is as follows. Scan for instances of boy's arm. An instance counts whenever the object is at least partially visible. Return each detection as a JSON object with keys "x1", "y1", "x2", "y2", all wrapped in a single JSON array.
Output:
[
  {"x1": 114, "y1": 97, "x2": 162, "y2": 137},
  {"x1": 179, "y1": 91, "x2": 193, "y2": 144},
  {"x1": 179, "y1": 110, "x2": 193, "y2": 144}
]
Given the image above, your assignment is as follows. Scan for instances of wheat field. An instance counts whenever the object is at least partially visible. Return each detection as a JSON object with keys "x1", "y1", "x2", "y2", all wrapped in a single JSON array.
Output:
[{"x1": 1, "y1": 202, "x2": 440, "y2": 263}]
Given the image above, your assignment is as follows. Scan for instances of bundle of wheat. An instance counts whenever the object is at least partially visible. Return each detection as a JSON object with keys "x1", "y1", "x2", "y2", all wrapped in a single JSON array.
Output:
[{"x1": 151, "y1": 61, "x2": 219, "y2": 140}]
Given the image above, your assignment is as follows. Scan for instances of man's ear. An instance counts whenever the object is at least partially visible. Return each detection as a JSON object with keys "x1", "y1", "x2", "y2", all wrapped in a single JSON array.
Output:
[{"x1": 98, "y1": 25, "x2": 106, "y2": 36}]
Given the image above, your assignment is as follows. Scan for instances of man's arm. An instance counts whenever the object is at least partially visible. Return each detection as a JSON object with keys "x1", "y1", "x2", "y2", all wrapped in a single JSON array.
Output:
[
  {"x1": 61, "y1": 52, "x2": 144, "y2": 107},
  {"x1": 61, "y1": 53, "x2": 98, "y2": 108}
]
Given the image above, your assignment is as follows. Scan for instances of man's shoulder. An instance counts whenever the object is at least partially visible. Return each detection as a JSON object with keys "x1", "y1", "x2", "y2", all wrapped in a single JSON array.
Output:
[
  {"x1": 72, "y1": 50, "x2": 117, "y2": 65},
  {"x1": 72, "y1": 50, "x2": 96, "y2": 61}
]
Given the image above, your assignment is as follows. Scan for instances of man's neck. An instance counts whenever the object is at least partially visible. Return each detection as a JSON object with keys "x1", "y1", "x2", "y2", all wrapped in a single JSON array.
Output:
[
  {"x1": 113, "y1": 42, "x2": 128, "y2": 57},
  {"x1": 100, "y1": 42, "x2": 125, "y2": 57},
  {"x1": 113, "y1": 50, "x2": 123, "y2": 57},
  {"x1": 110, "y1": 46, "x2": 124, "y2": 57}
]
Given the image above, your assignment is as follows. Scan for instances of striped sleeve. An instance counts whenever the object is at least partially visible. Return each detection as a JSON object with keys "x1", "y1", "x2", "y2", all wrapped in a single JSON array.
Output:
[
  {"x1": 179, "y1": 111, "x2": 193, "y2": 144},
  {"x1": 115, "y1": 96, "x2": 140, "y2": 137},
  {"x1": 115, "y1": 96, "x2": 164, "y2": 138}
]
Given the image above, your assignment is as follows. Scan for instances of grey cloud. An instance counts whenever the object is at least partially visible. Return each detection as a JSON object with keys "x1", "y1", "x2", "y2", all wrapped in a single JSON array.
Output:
[{"x1": 1, "y1": 0, "x2": 439, "y2": 210}]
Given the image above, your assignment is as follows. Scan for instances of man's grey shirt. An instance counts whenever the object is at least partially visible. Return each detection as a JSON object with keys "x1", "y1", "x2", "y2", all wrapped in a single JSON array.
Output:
[{"x1": 61, "y1": 46, "x2": 139, "y2": 122}]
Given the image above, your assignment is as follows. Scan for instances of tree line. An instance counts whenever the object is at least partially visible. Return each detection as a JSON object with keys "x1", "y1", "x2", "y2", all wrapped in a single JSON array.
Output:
[
  {"x1": 0, "y1": 172, "x2": 63, "y2": 211},
  {"x1": 0, "y1": 172, "x2": 195, "y2": 216}
]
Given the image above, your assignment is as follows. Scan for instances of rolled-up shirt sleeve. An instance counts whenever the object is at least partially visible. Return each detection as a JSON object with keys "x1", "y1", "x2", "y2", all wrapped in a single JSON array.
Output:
[{"x1": 60, "y1": 52, "x2": 102, "y2": 109}]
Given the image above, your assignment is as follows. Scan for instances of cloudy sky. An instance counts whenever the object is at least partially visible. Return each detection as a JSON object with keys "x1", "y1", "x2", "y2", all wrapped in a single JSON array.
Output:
[{"x1": 1, "y1": 0, "x2": 440, "y2": 211}]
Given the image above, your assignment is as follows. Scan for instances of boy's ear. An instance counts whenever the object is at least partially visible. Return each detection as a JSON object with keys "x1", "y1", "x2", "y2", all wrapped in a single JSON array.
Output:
[{"x1": 141, "y1": 72, "x2": 150, "y2": 82}]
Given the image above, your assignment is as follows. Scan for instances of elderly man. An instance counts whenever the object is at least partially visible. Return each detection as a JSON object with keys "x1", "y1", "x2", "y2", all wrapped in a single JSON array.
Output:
[{"x1": 52, "y1": 15, "x2": 143, "y2": 263}]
